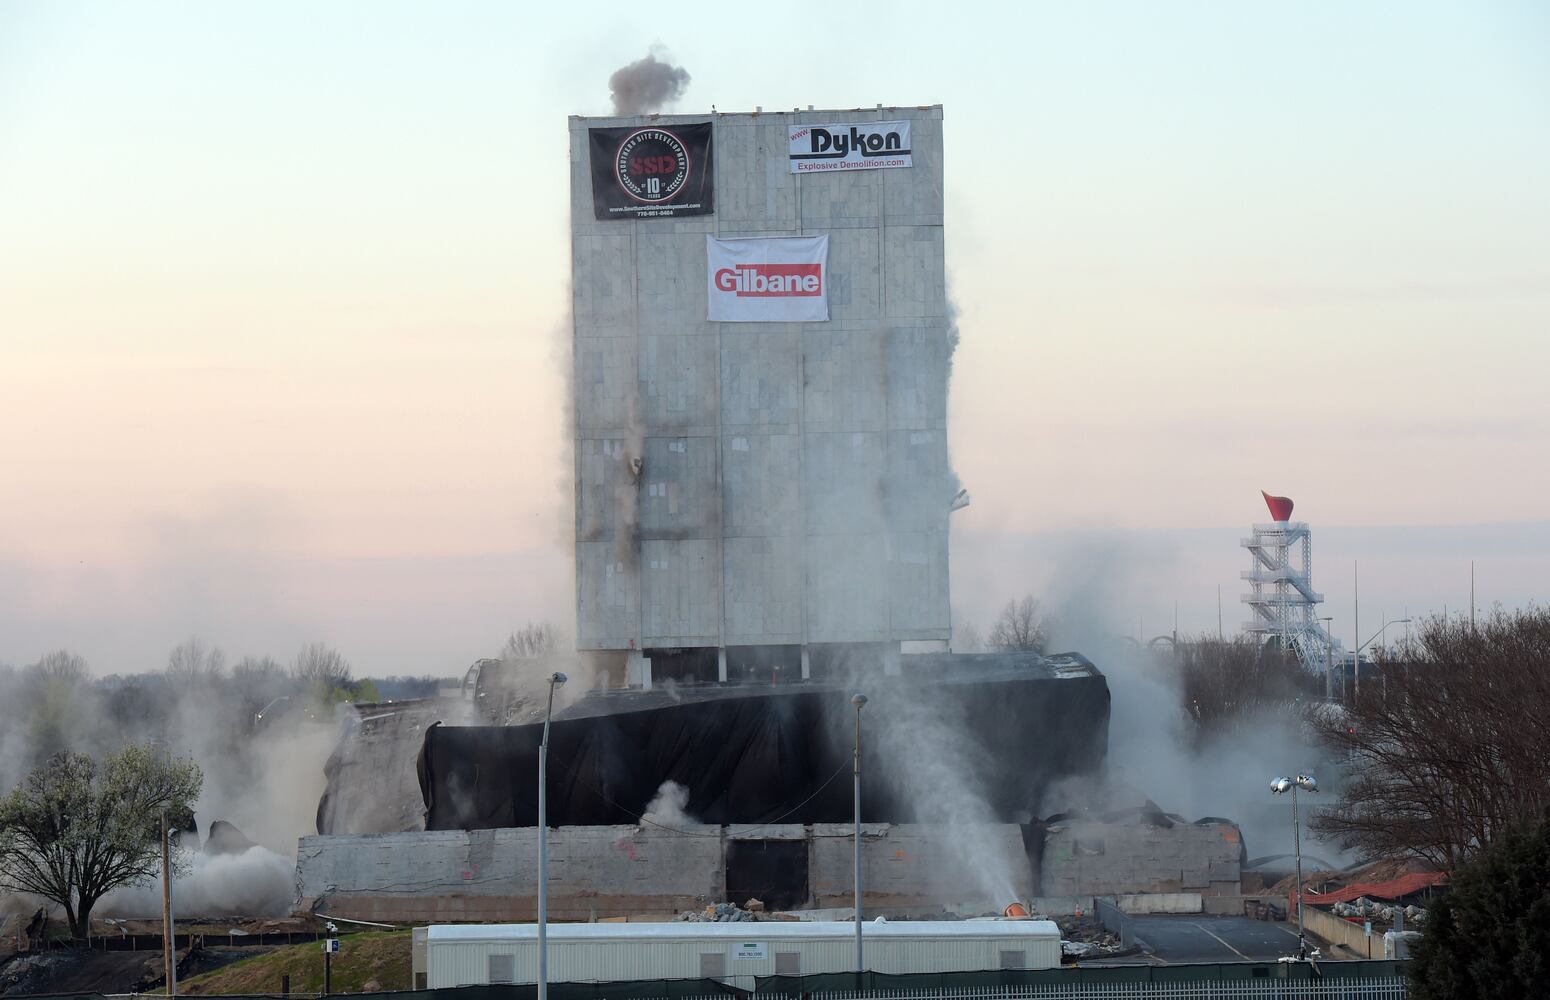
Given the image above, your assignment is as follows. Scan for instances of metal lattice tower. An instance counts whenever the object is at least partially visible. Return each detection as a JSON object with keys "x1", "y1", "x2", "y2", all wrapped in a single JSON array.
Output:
[{"x1": 1241, "y1": 493, "x2": 1338, "y2": 670}]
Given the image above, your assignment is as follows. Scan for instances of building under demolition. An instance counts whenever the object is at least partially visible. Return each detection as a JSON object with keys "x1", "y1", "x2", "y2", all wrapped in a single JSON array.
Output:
[
  {"x1": 293, "y1": 106, "x2": 1262, "y2": 923},
  {"x1": 571, "y1": 107, "x2": 953, "y2": 684}
]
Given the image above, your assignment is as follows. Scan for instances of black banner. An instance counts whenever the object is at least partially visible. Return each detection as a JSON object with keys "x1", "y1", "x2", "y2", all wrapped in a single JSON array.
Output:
[{"x1": 588, "y1": 122, "x2": 714, "y2": 220}]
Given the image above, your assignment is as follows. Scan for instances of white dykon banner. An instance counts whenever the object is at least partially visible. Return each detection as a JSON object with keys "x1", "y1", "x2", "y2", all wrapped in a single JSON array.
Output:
[
  {"x1": 706, "y1": 235, "x2": 830, "y2": 323},
  {"x1": 788, "y1": 121, "x2": 912, "y2": 173}
]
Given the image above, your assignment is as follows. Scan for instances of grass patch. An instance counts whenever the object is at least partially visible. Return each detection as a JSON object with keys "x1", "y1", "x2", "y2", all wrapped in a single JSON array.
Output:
[{"x1": 176, "y1": 931, "x2": 412, "y2": 995}]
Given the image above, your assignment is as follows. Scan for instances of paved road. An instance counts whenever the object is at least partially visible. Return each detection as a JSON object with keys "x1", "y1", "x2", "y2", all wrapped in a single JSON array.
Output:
[{"x1": 1124, "y1": 915, "x2": 1307, "y2": 964}]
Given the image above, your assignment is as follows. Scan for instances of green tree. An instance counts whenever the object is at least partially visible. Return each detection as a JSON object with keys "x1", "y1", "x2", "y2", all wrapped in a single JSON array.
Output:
[
  {"x1": 1410, "y1": 816, "x2": 1550, "y2": 998},
  {"x1": 0, "y1": 744, "x2": 202, "y2": 939}
]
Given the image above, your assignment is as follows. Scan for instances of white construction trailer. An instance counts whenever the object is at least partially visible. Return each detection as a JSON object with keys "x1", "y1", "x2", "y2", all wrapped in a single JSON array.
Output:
[{"x1": 415, "y1": 920, "x2": 1061, "y2": 990}]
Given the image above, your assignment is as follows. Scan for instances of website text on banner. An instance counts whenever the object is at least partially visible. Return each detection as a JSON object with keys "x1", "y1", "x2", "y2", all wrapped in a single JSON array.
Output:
[
  {"x1": 706, "y1": 235, "x2": 830, "y2": 323},
  {"x1": 788, "y1": 122, "x2": 912, "y2": 173}
]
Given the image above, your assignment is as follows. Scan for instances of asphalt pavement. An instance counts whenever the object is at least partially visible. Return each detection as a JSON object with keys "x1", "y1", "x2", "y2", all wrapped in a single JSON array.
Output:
[{"x1": 1119, "y1": 915, "x2": 1307, "y2": 965}]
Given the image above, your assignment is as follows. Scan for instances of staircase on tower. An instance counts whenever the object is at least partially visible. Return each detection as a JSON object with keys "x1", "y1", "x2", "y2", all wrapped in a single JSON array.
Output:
[{"x1": 1241, "y1": 492, "x2": 1341, "y2": 672}]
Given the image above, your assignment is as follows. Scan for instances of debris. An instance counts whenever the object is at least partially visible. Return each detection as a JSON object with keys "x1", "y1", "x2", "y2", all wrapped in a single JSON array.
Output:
[
  {"x1": 744, "y1": 898, "x2": 765, "y2": 913},
  {"x1": 1052, "y1": 914, "x2": 1124, "y2": 960},
  {"x1": 675, "y1": 901, "x2": 761, "y2": 922}
]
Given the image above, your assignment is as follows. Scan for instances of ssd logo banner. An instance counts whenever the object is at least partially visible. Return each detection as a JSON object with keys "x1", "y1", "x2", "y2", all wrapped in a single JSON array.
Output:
[
  {"x1": 707, "y1": 235, "x2": 829, "y2": 322},
  {"x1": 788, "y1": 121, "x2": 912, "y2": 173},
  {"x1": 589, "y1": 123, "x2": 714, "y2": 220}
]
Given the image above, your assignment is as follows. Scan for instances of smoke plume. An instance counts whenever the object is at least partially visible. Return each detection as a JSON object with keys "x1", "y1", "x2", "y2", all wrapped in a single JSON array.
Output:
[
  {"x1": 641, "y1": 780, "x2": 697, "y2": 828},
  {"x1": 608, "y1": 50, "x2": 691, "y2": 116}
]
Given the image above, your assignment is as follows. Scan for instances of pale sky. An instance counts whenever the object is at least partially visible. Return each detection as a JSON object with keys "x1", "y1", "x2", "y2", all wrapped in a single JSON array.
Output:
[{"x1": 2, "y1": 1, "x2": 1547, "y2": 675}]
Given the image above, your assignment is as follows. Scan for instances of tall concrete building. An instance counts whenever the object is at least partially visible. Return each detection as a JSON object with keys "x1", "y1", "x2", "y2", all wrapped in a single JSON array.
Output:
[{"x1": 569, "y1": 106, "x2": 952, "y2": 684}]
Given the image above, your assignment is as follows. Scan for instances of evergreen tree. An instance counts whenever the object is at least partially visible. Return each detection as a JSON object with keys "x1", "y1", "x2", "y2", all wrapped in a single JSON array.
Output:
[{"x1": 1411, "y1": 816, "x2": 1550, "y2": 998}]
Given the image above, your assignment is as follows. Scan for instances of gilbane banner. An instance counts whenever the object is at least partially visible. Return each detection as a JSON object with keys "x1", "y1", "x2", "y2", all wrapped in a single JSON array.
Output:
[
  {"x1": 788, "y1": 121, "x2": 912, "y2": 173},
  {"x1": 706, "y1": 235, "x2": 829, "y2": 323}
]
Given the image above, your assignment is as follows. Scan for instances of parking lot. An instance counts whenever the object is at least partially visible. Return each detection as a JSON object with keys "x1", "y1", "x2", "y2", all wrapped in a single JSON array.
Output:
[{"x1": 1099, "y1": 914, "x2": 1308, "y2": 965}]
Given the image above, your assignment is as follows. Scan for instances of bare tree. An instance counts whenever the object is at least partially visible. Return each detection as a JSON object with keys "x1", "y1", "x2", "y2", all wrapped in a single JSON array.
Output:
[
  {"x1": 500, "y1": 621, "x2": 558, "y2": 660},
  {"x1": 1311, "y1": 608, "x2": 1550, "y2": 867},
  {"x1": 953, "y1": 619, "x2": 985, "y2": 653},
  {"x1": 1173, "y1": 636, "x2": 1316, "y2": 749},
  {"x1": 0, "y1": 745, "x2": 201, "y2": 939},
  {"x1": 230, "y1": 655, "x2": 293, "y2": 721},
  {"x1": 292, "y1": 642, "x2": 352, "y2": 688},
  {"x1": 165, "y1": 636, "x2": 226, "y2": 685},
  {"x1": 989, "y1": 596, "x2": 1048, "y2": 653},
  {"x1": 29, "y1": 650, "x2": 89, "y2": 686}
]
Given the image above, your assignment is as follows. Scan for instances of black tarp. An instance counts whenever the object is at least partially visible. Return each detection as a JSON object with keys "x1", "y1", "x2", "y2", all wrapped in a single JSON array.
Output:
[{"x1": 412, "y1": 660, "x2": 1110, "y2": 830}]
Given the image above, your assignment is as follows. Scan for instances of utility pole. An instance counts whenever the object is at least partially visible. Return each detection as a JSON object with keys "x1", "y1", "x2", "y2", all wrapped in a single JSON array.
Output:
[
  {"x1": 1470, "y1": 561, "x2": 1476, "y2": 632},
  {"x1": 1217, "y1": 585, "x2": 1223, "y2": 640},
  {"x1": 851, "y1": 693, "x2": 867, "y2": 975},
  {"x1": 161, "y1": 812, "x2": 176, "y2": 997},
  {"x1": 1353, "y1": 561, "x2": 1360, "y2": 699}
]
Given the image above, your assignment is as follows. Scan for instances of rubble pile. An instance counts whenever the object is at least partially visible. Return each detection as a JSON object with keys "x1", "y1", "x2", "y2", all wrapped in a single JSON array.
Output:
[
  {"x1": 1053, "y1": 914, "x2": 1125, "y2": 960},
  {"x1": 1331, "y1": 898, "x2": 1428, "y2": 925},
  {"x1": 676, "y1": 900, "x2": 765, "y2": 922}
]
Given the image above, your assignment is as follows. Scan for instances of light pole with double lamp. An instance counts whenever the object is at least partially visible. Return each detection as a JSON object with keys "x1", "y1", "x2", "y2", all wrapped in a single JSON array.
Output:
[
  {"x1": 1271, "y1": 773, "x2": 1318, "y2": 959},
  {"x1": 538, "y1": 671, "x2": 567, "y2": 1000}
]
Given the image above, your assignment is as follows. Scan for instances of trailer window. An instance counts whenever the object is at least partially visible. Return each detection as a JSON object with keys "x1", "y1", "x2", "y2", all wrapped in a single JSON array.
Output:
[
  {"x1": 488, "y1": 954, "x2": 515, "y2": 983},
  {"x1": 699, "y1": 952, "x2": 726, "y2": 978},
  {"x1": 775, "y1": 952, "x2": 801, "y2": 975},
  {"x1": 999, "y1": 950, "x2": 1026, "y2": 970}
]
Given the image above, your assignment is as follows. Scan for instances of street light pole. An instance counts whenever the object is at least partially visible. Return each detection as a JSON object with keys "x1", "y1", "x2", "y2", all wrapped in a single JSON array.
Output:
[
  {"x1": 851, "y1": 693, "x2": 867, "y2": 975},
  {"x1": 1272, "y1": 774, "x2": 1318, "y2": 960},
  {"x1": 538, "y1": 671, "x2": 567, "y2": 1000},
  {"x1": 1317, "y1": 617, "x2": 1334, "y2": 700}
]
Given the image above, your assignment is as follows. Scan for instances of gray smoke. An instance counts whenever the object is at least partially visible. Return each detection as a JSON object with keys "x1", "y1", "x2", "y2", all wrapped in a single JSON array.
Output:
[{"x1": 608, "y1": 50, "x2": 691, "y2": 116}]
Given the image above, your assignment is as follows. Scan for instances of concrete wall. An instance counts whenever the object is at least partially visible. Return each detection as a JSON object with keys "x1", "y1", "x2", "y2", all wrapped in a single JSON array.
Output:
[
  {"x1": 295, "y1": 827, "x2": 724, "y2": 923},
  {"x1": 1040, "y1": 821, "x2": 1243, "y2": 898},
  {"x1": 570, "y1": 107, "x2": 951, "y2": 653},
  {"x1": 1303, "y1": 905, "x2": 1380, "y2": 959},
  {"x1": 808, "y1": 823, "x2": 1034, "y2": 911},
  {"x1": 296, "y1": 822, "x2": 1030, "y2": 923}
]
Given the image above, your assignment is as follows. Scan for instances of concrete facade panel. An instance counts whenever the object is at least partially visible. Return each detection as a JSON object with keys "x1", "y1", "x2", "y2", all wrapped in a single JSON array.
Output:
[
  {"x1": 640, "y1": 436, "x2": 718, "y2": 537},
  {"x1": 806, "y1": 533, "x2": 890, "y2": 641},
  {"x1": 882, "y1": 226, "x2": 948, "y2": 321},
  {"x1": 889, "y1": 530, "x2": 950, "y2": 635},
  {"x1": 575, "y1": 339, "x2": 637, "y2": 433},
  {"x1": 638, "y1": 335, "x2": 718, "y2": 431},
  {"x1": 824, "y1": 227, "x2": 883, "y2": 321},
  {"x1": 722, "y1": 536, "x2": 803, "y2": 644},
  {"x1": 722, "y1": 433, "x2": 800, "y2": 537},
  {"x1": 803, "y1": 431, "x2": 886, "y2": 536},
  {"x1": 802, "y1": 327, "x2": 887, "y2": 433},
  {"x1": 641, "y1": 538, "x2": 720, "y2": 645},
  {"x1": 572, "y1": 233, "x2": 636, "y2": 329},
  {"x1": 577, "y1": 540, "x2": 638, "y2": 649},
  {"x1": 886, "y1": 326, "x2": 951, "y2": 431},
  {"x1": 720, "y1": 330, "x2": 801, "y2": 430},
  {"x1": 635, "y1": 232, "x2": 712, "y2": 336},
  {"x1": 577, "y1": 438, "x2": 622, "y2": 542}
]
